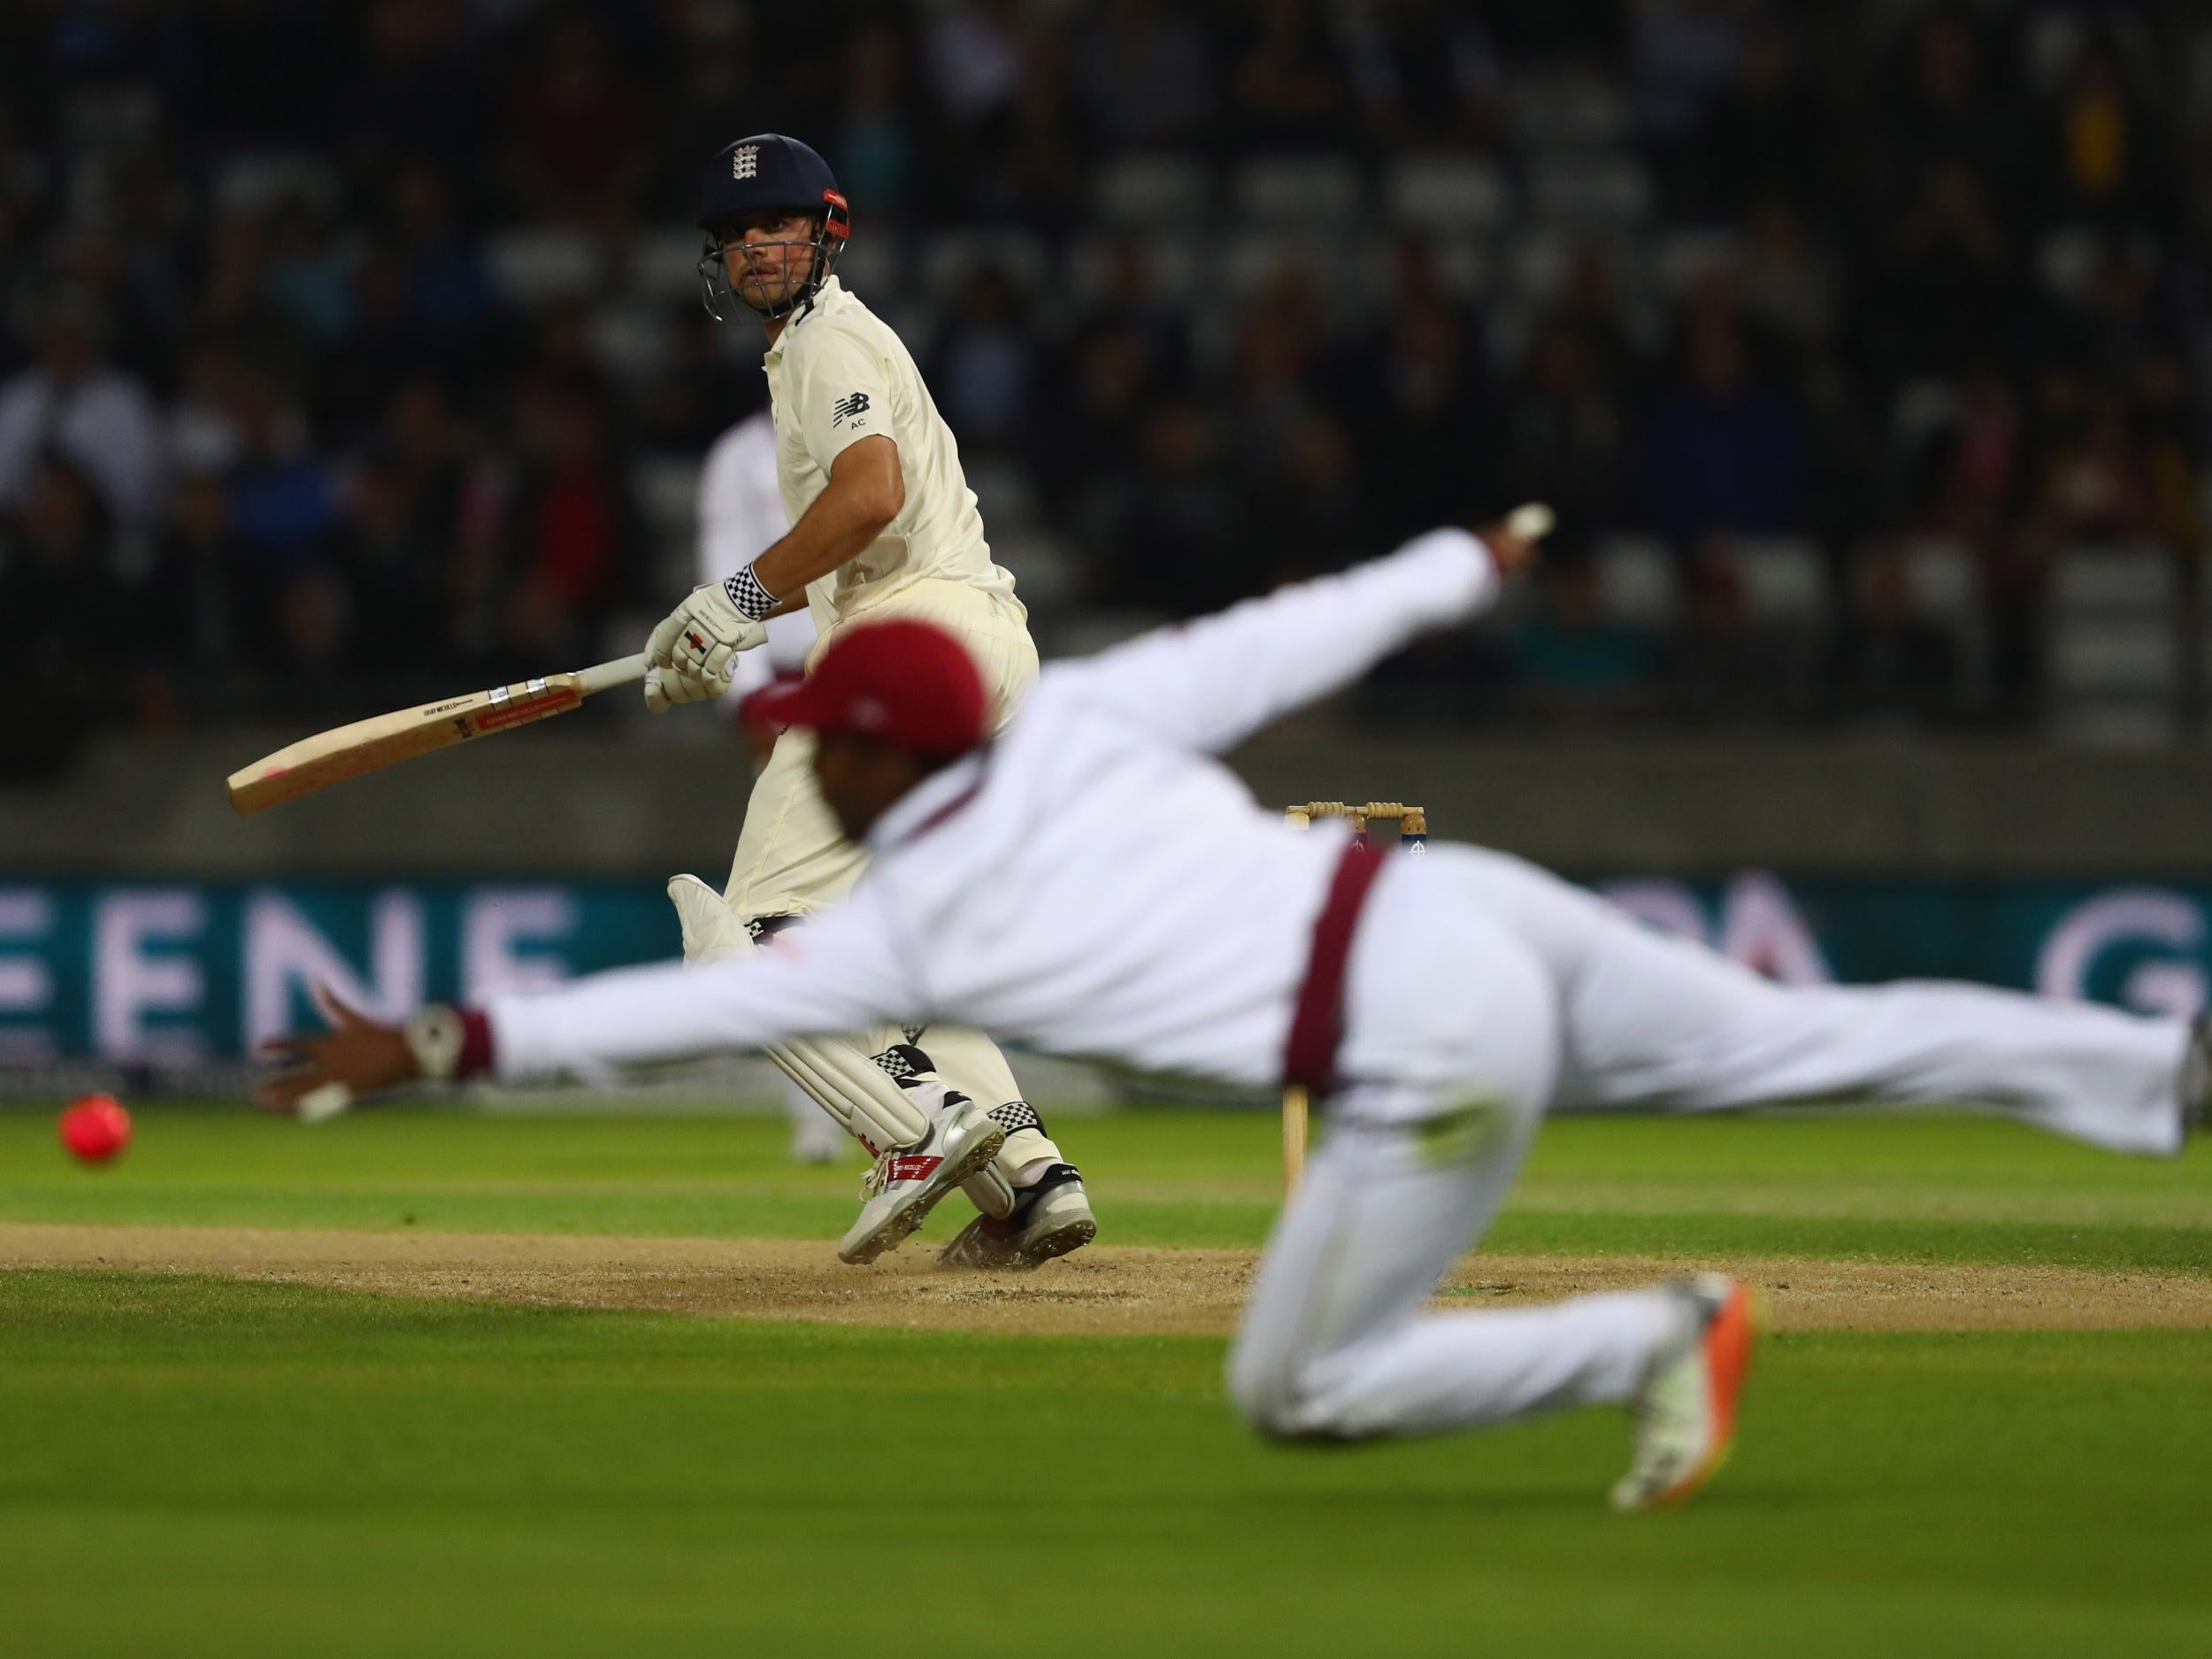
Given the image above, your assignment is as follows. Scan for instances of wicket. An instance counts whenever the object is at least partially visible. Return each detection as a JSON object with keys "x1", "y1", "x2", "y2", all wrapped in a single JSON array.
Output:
[{"x1": 1279, "y1": 802, "x2": 1428, "y2": 1192}]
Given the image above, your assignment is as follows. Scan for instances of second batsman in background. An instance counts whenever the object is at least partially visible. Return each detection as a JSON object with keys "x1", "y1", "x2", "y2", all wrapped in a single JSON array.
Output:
[
  {"x1": 642, "y1": 134, "x2": 1092, "y2": 1269},
  {"x1": 696, "y1": 408, "x2": 841, "y2": 1165}
]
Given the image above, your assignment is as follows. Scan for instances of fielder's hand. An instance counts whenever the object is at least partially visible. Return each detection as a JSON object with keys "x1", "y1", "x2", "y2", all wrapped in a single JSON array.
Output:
[
  {"x1": 1474, "y1": 502, "x2": 1555, "y2": 577},
  {"x1": 642, "y1": 582, "x2": 770, "y2": 710},
  {"x1": 254, "y1": 987, "x2": 418, "y2": 1115}
]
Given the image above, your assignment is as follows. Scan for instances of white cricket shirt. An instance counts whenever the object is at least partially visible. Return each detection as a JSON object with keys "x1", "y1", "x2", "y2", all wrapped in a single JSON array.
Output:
[
  {"x1": 488, "y1": 530, "x2": 1498, "y2": 1090},
  {"x1": 763, "y1": 275, "x2": 1019, "y2": 630}
]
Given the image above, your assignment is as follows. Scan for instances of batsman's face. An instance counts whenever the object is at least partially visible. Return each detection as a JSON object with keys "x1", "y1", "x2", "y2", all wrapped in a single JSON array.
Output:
[{"x1": 720, "y1": 212, "x2": 818, "y2": 313}]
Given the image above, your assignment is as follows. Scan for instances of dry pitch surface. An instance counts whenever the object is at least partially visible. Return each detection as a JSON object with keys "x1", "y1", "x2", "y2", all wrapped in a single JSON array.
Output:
[
  {"x1": 6, "y1": 1221, "x2": 2209, "y2": 1334},
  {"x1": 4, "y1": 1104, "x2": 2209, "y2": 1336}
]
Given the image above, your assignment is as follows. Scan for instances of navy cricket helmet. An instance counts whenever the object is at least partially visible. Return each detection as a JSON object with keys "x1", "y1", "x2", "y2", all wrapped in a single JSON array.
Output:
[{"x1": 695, "y1": 134, "x2": 850, "y2": 323}]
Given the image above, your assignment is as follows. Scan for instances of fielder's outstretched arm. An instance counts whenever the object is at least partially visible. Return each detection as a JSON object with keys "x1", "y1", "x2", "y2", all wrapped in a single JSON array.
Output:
[
  {"x1": 259, "y1": 886, "x2": 923, "y2": 1110},
  {"x1": 1045, "y1": 527, "x2": 1502, "y2": 756},
  {"x1": 486, "y1": 885, "x2": 915, "y2": 1085}
]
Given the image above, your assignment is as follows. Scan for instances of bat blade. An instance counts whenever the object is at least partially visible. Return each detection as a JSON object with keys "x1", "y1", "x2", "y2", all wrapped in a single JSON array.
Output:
[{"x1": 226, "y1": 655, "x2": 645, "y2": 815}]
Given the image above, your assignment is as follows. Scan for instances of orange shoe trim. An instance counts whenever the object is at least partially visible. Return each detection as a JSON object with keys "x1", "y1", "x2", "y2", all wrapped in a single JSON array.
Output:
[{"x1": 1653, "y1": 1280, "x2": 1762, "y2": 1509}]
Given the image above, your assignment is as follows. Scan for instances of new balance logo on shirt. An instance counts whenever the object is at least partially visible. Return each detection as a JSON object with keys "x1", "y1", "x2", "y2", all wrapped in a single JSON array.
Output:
[{"x1": 832, "y1": 392, "x2": 870, "y2": 426}]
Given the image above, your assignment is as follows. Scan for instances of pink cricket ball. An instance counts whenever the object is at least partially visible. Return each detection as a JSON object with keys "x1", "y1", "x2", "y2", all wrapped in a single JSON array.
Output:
[{"x1": 59, "y1": 1094, "x2": 134, "y2": 1164}]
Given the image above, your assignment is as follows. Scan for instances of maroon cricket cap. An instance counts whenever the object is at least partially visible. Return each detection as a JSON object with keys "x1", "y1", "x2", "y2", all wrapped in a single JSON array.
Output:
[{"x1": 744, "y1": 618, "x2": 988, "y2": 757}]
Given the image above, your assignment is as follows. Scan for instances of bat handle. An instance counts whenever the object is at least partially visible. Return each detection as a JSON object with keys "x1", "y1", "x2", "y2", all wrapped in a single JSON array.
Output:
[{"x1": 578, "y1": 654, "x2": 649, "y2": 695}]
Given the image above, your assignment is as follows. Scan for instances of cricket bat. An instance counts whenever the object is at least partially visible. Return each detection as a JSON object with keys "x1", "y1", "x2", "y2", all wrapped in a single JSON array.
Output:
[{"x1": 226, "y1": 654, "x2": 649, "y2": 815}]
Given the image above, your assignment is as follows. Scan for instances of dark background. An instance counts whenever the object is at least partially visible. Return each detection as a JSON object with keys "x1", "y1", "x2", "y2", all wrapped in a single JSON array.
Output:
[{"x1": 2, "y1": 0, "x2": 2208, "y2": 776}]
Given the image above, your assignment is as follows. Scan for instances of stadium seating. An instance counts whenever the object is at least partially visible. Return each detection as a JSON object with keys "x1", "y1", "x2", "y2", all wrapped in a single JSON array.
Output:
[
  {"x1": 484, "y1": 227, "x2": 603, "y2": 309},
  {"x1": 1094, "y1": 155, "x2": 1213, "y2": 226},
  {"x1": 1233, "y1": 157, "x2": 1365, "y2": 225},
  {"x1": 1380, "y1": 156, "x2": 1512, "y2": 235},
  {"x1": 1732, "y1": 539, "x2": 1827, "y2": 626},
  {"x1": 2048, "y1": 545, "x2": 2182, "y2": 744}
]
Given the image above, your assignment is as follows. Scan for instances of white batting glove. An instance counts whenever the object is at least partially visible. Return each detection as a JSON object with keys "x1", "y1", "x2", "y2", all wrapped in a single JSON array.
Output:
[
  {"x1": 642, "y1": 665, "x2": 720, "y2": 712},
  {"x1": 642, "y1": 581, "x2": 770, "y2": 710}
]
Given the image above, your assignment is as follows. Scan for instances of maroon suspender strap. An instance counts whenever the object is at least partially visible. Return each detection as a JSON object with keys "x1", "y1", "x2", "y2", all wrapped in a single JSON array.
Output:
[{"x1": 1281, "y1": 840, "x2": 1391, "y2": 1098}]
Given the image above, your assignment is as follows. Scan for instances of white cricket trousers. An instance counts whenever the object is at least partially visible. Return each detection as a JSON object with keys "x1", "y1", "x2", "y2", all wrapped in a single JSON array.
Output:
[
  {"x1": 726, "y1": 580, "x2": 1038, "y2": 919},
  {"x1": 722, "y1": 580, "x2": 1062, "y2": 1176},
  {"x1": 1229, "y1": 846, "x2": 2189, "y2": 1442}
]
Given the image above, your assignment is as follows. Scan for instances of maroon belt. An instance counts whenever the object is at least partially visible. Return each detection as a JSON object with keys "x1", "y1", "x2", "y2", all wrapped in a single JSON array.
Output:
[{"x1": 1281, "y1": 838, "x2": 1392, "y2": 1098}]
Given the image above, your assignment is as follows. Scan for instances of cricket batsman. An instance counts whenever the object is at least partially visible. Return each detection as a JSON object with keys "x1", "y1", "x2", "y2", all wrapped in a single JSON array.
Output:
[
  {"x1": 264, "y1": 515, "x2": 2206, "y2": 1509},
  {"x1": 643, "y1": 134, "x2": 1092, "y2": 1265}
]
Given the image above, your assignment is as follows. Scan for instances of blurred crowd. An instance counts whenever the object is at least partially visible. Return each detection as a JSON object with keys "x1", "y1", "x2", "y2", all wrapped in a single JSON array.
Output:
[{"x1": 2, "y1": 0, "x2": 2209, "y2": 774}]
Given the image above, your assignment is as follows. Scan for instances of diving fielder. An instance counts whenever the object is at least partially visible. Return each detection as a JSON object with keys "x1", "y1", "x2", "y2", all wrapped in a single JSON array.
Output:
[
  {"x1": 265, "y1": 518, "x2": 2205, "y2": 1509},
  {"x1": 647, "y1": 134, "x2": 1091, "y2": 1266}
]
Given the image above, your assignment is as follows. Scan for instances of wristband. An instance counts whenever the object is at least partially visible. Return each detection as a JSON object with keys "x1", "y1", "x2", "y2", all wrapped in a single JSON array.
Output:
[
  {"x1": 404, "y1": 1004, "x2": 495, "y2": 1081},
  {"x1": 723, "y1": 563, "x2": 779, "y2": 622}
]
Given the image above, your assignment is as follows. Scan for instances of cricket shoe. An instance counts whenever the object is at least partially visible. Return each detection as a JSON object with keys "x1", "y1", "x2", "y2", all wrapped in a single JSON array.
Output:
[
  {"x1": 838, "y1": 1081, "x2": 1005, "y2": 1267},
  {"x1": 1611, "y1": 1273, "x2": 1759, "y2": 1512},
  {"x1": 937, "y1": 1164, "x2": 1097, "y2": 1271}
]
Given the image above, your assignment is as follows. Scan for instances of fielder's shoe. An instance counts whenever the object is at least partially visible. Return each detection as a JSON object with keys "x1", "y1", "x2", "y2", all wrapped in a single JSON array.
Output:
[
  {"x1": 1611, "y1": 1273, "x2": 1759, "y2": 1512},
  {"x1": 837, "y1": 1083, "x2": 1006, "y2": 1267},
  {"x1": 937, "y1": 1163, "x2": 1097, "y2": 1271}
]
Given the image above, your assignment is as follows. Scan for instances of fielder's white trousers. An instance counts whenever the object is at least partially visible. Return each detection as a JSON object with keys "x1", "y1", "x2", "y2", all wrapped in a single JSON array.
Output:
[
  {"x1": 1435, "y1": 845, "x2": 2187, "y2": 1156},
  {"x1": 1230, "y1": 845, "x2": 2189, "y2": 1442}
]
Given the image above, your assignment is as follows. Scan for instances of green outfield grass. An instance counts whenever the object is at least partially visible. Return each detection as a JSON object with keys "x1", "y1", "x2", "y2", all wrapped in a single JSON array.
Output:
[{"x1": 3, "y1": 1104, "x2": 2209, "y2": 1657}]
